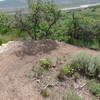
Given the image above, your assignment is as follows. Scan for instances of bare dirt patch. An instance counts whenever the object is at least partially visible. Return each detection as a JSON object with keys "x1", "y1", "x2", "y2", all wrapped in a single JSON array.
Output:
[{"x1": 0, "y1": 40, "x2": 99, "y2": 100}]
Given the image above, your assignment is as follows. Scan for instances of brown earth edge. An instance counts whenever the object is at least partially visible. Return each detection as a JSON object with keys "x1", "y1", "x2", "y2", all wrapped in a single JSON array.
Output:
[{"x1": 0, "y1": 39, "x2": 99, "y2": 100}]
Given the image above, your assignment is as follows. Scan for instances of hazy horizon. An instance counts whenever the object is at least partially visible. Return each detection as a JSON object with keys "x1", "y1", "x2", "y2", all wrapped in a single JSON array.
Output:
[{"x1": 0, "y1": 0, "x2": 100, "y2": 9}]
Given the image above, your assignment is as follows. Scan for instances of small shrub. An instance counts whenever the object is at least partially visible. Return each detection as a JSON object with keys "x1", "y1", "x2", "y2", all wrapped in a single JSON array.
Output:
[
  {"x1": 70, "y1": 52, "x2": 100, "y2": 78},
  {"x1": 70, "y1": 52, "x2": 92, "y2": 74},
  {"x1": 58, "y1": 64, "x2": 75, "y2": 81},
  {"x1": 32, "y1": 65, "x2": 35, "y2": 71},
  {"x1": 40, "y1": 89, "x2": 50, "y2": 97},
  {"x1": 60, "y1": 64, "x2": 74, "y2": 76},
  {"x1": 39, "y1": 58, "x2": 52, "y2": 70},
  {"x1": 74, "y1": 72, "x2": 80, "y2": 82},
  {"x1": 87, "y1": 80, "x2": 100, "y2": 97},
  {"x1": 94, "y1": 55, "x2": 100, "y2": 79},
  {"x1": 37, "y1": 67, "x2": 46, "y2": 76},
  {"x1": 63, "y1": 92, "x2": 81, "y2": 100},
  {"x1": 87, "y1": 55, "x2": 100, "y2": 77},
  {"x1": 33, "y1": 58, "x2": 52, "y2": 77}
]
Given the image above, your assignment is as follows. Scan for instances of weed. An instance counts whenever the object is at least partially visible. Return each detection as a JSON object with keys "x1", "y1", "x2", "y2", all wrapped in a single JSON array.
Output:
[
  {"x1": 33, "y1": 58, "x2": 52, "y2": 77},
  {"x1": 40, "y1": 89, "x2": 50, "y2": 97},
  {"x1": 37, "y1": 67, "x2": 46, "y2": 77},
  {"x1": 74, "y1": 72, "x2": 80, "y2": 82},
  {"x1": 87, "y1": 80, "x2": 100, "y2": 97},
  {"x1": 58, "y1": 64, "x2": 74, "y2": 81},
  {"x1": 63, "y1": 91, "x2": 81, "y2": 100},
  {"x1": 39, "y1": 58, "x2": 52, "y2": 70},
  {"x1": 59, "y1": 64, "x2": 74, "y2": 76}
]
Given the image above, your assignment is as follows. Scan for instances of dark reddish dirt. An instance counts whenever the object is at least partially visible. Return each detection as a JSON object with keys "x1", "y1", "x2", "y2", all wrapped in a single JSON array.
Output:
[{"x1": 0, "y1": 40, "x2": 99, "y2": 100}]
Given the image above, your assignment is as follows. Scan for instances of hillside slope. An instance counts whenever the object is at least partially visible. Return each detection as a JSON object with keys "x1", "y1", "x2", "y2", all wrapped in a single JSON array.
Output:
[{"x1": 0, "y1": 40, "x2": 99, "y2": 100}]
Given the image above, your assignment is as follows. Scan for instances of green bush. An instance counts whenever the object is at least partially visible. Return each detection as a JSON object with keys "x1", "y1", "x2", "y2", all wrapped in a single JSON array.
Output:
[
  {"x1": 70, "y1": 52, "x2": 91, "y2": 74},
  {"x1": 70, "y1": 52, "x2": 100, "y2": 78},
  {"x1": 87, "y1": 55, "x2": 100, "y2": 78},
  {"x1": 59, "y1": 64, "x2": 74, "y2": 76},
  {"x1": 0, "y1": 12, "x2": 10, "y2": 34},
  {"x1": 87, "y1": 80, "x2": 100, "y2": 97},
  {"x1": 39, "y1": 58, "x2": 52, "y2": 70},
  {"x1": 63, "y1": 92, "x2": 81, "y2": 100},
  {"x1": 58, "y1": 64, "x2": 75, "y2": 80},
  {"x1": 94, "y1": 56, "x2": 100, "y2": 79},
  {"x1": 33, "y1": 58, "x2": 52, "y2": 77}
]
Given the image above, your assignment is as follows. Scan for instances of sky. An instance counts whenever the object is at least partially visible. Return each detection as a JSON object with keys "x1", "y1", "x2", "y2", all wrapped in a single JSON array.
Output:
[{"x1": 0, "y1": 0, "x2": 5, "y2": 1}]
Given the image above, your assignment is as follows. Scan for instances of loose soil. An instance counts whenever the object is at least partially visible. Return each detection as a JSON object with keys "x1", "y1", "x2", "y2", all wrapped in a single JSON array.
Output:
[{"x1": 0, "y1": 40, "x2": 99, "y2": 100}]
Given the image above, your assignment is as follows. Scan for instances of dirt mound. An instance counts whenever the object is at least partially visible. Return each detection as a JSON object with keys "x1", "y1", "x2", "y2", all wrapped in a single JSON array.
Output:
[
  {"x1": 0, "y1": 40, "x2": 99, "y2": 100},
  {"x1": 0, "y1": 39, "x2": 58, "y2": 56},
  {"x1": 0, "y1": 39, "x2": 99, "y2": 56}
]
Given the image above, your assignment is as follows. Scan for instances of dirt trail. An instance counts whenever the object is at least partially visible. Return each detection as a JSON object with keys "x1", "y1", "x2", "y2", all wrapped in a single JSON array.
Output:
[{"x1": 0, "y1": 40, "x2": 99, "y2": 100}]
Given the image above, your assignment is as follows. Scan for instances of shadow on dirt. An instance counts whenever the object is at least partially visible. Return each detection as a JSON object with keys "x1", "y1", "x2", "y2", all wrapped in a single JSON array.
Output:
[{"x1": 15, "y1": 39, "x2": 58, "y2": 57}]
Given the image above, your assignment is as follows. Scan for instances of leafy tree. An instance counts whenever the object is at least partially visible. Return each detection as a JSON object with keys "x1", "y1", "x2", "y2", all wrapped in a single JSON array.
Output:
[
  {"x1": 67, "y1": 11, "x2": 94, "y2": 46},
  {"x1": 15, "y1": 0, "x2": 61, "y2": 40},
  {"x1": 0, "y1": 12, "x2": 10, "y2": 34},
  {"x1": 94, "y1": 23, "x2": 100, "y2": 48}
]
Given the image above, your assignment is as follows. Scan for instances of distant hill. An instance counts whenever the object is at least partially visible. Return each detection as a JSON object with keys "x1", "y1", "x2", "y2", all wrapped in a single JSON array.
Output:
[
  {"x1": 0, "y1": 0, "x2": 27, "y2": 8},
  {"x1": 54, "y1": 0, "x2": 100, "y2": 4},
  {"x1": 0, "y1": 0, "x2": 100, "y2": 9},
  {"x1": 54, "y1": 0, "x2": 100, "y2": 7}
]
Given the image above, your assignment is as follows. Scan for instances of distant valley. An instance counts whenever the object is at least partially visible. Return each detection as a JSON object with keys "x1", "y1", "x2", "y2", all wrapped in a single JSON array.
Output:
[
  {"x1": 0, "y1": 0, "x2": 100, "y2": 10},
  {"x1": 0, "y1": 0, "x2": 27, "y2": 8}
]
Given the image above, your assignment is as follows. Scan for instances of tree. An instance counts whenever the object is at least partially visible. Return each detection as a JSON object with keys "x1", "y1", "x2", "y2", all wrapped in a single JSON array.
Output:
[
  {"x1": 0, "y1": 12, "x2": 10, "y2": 34},
  {"x1": 15, "y1": 0, "x2": 61, "y2": 40},
  {"x1": 27, "y1": 0, "x2": 34, "y2": 8},
  {"x1": 67, "y1": 11, "x2": 94, "y2": 46},
  {"x1": 94, "y1": 23, "x2": 100, "y2": 48}
]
